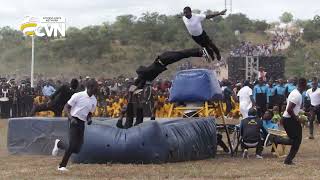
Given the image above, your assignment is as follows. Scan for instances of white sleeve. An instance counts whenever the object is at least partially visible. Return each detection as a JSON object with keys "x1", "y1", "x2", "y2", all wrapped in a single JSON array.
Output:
[
  {"x1": 248, "y1": 88, "x2": 253, "y2": 96},
  {"x1": 67, "y1": 93, "x2": 79, "y2": 107},
  {"x1": 288, "y1": 94, "x2": 298, "y2": 105},
  {"x1": 91, "y1": 100, "x2": 97, "y2": 113}
]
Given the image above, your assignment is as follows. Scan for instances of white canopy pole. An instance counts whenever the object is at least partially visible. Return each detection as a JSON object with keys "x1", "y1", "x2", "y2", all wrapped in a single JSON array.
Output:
[{"x1": 31, "y1": 35, "x2": 35, "y2": 88}]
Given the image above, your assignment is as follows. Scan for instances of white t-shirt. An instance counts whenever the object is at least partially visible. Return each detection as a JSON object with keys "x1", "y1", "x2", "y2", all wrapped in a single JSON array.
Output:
[
  {"x1": 306, "y1": 88, "x2": 320, "y2": 106},
  {"x1": 237, "y1": 86, "x2": 253, "y2": 108},
  {"x1": 67, "y1": 90, "x2": 97, "y2": 121},
  {"x1": 283, "y1": 89, "x2": 302, "y2": 118},
  {"x1": 183, "y1": 13, "x2": 206, "y2": 36}
]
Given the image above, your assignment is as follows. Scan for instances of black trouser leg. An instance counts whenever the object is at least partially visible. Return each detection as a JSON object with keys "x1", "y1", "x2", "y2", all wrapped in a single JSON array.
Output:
[
  {"x1": 157, "y1": 48, "x2": 202, "y2": 66},
  {"x1": 124, "y1": 102, "x2": 134, "y2": 129},
  {"x1": 134, "y1": 107, "x2": 144, "y2": 126},
  {"x1": 26, "y1": 100, "x2": 33, "y2": 117},
  {"x1": 217, "y1": 134, "x2": 229, "y2": 152},
  {"x1": 59, "y1": 118, "x2": 85, "y2": 168},
  {"x1": 256, "y1": 140, "x2": 264, "y2": 156},
  {"x1": 225, "y1": 100, "x2": 232, "y2": 116},
  {"x1": 283, "y1": 117, "x2": 302, "y2": 164},
  {"x1": 135, "y1": 48, "x2": 202, "y2": 87},
  {"x1": 0, "y1": 101, "x2": 10, "y2": 118},
  {"x1": 12, "y1": 103, "x2": 18, "y2": 117},
  {"x1": 309, "y1": 107, "x2": 315, "y2": 136},
  {"x1": 192, "y1": 31, "x2": 221, "y2": 60}
]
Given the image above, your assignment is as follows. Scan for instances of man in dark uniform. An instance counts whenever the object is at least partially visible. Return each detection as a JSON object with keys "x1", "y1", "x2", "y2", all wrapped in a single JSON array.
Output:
[
  {"x1": 119, "y1": 48, "x2": 205, "y2": 128},
  {"x1": 30, "y1": 79, "x2": 79, "y2": 117}
]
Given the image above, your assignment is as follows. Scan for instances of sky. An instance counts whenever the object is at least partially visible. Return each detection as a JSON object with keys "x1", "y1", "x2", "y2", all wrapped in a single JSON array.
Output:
[{"x1": 0, "y1": 0, "x2": 319, "y2": 29}]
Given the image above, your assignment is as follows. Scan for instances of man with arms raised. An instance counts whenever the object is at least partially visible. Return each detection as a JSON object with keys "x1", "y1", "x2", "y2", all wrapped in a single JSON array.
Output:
[{"x1": 182, "y1": 6, "x2": 226, "y2": 62}]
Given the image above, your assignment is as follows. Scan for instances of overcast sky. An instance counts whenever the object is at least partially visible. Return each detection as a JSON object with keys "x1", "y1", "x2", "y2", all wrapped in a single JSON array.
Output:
[{"x1": 1, "y1": 0, "x2": 319, "y2": 29}]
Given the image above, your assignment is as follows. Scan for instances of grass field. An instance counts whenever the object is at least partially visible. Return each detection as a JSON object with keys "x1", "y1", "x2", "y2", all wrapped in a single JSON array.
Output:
[{"x1": 1, "y1": 119, "x2": 320, "y2": 180}]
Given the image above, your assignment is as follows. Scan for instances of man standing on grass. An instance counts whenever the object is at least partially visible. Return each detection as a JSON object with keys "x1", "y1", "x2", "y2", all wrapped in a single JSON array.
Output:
[
  {"x1": 51, "y1": 79, "x2": 98, "y2": 171},
  {"x1": 305, "y1": 77, "x2": 320, "y2": 139},
  {"x1": 282, "y1": 78, "x2": 307, "y2": 165},
  {"x1": 237, "y1": 80, "x2": 255, "y2": 119},
  {"x1": 182, "y1": 6, "x2": 226, "y2": 62}
]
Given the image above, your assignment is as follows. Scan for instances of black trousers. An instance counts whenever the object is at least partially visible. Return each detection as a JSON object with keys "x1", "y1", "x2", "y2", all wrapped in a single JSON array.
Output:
[
  {"x1": 124, "y1": 101, "x2": 144, "y2": 129},
  {"x1": 225, "y1": 100, "x2": 232, "y2": 116},
  {"x1": 192, "y1": 31, "x2": 221, "y2": 60},
  {"x1": 0, "y1": 101, "x2": 11, "y2": 118},
  {"x1": 256, "y1": 93, "x2": 267, "y2": 118},
  {"x1": 241, "y1": 139, "x2": 264, "y2": 156},
  {"x1": 308, "y1": 105, "x2": 320, "y2": 136},
  {"x1": 282, "y1": 117, "x2": 302, "y2": 163},
  {"x1": 57, "y1": 117, "x2": 85, "y2": 167},
  {"x1": 135, "y1": 48, "x2": 202, "y2": 88},
  {"x1": 31, "y1": 103, "x2": 63, "y2": 117},
  {"x1": 11, "y1": 103, "x2": 18, "y2": 118}
]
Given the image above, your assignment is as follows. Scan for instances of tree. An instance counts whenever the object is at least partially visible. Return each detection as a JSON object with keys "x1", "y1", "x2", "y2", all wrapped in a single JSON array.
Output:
[
  {"x1": 302, "y1": 20, "x2": 320, "y2": 42},
  {"x1": 280, "y1": 12, "x2": 293, "y2": 23},
  {"x1": 225, "y1": 13, "x2": 252, "y2": 32},
  {"x1": 253, "y1": 20, "x2": 269, "y2": 32}
]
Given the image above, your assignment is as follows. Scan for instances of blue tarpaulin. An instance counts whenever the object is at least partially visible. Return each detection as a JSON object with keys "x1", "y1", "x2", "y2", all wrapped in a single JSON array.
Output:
[{"x1": 169, "y1": 69, "x2": 223, "y2": 102}]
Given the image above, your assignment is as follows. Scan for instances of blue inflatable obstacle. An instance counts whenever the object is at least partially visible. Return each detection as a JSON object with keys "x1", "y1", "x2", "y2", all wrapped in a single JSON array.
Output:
[
  {"x1": 169, "y1": 69, "x2": 223, "y2": 102},
  {"x1": 7, "y1": 117, "x2": 217, "y2": 164}
]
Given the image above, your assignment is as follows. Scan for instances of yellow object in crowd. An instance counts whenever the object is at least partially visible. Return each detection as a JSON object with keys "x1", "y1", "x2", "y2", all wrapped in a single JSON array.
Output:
[{"x1": 33, "y1": 96, "x2": 55, "y2": 117}]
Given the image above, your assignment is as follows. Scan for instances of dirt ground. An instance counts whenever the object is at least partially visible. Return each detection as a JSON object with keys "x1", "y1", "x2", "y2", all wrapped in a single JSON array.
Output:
[{"x1": 1, "y1": 119, "x2": 320, "y2": 180}]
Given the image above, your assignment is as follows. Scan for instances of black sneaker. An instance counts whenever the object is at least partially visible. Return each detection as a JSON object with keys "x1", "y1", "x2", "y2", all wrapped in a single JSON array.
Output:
[
  {"x1": 284, "y1": 161, "x2": 295, "y2": 165},
  {"x1": 201, "y1": 48, "x2": 213, "y2": 63},
  {"x1": 116, "y1": 119, "x2": 124, "y2": 129}
]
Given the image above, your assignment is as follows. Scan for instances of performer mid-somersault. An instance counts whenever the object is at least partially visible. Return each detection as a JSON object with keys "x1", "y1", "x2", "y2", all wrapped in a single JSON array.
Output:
[
  {"x1": 182, "y1": 6, "x2": 226, "y2": 61},
  {"x1": 117, "y1": 48, "x2": 206, "y2": 129}
]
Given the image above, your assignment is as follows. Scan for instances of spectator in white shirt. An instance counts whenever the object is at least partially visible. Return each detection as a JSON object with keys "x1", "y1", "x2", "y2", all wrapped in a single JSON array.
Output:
[
  {"x1": 237, "y1": 80, "x2": 255, "y2": 118},
  {"x1": 305, "y1": 77, "x2": 320, "y2": 139}
]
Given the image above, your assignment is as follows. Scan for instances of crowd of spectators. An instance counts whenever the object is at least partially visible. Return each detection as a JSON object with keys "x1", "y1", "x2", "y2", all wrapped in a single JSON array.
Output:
[
  {"x1": 230, "y1": 29, "x2": 300, "y2": 57},
  {"x1": 0, "y1": 72, "x2": 315, "y2": 122}
]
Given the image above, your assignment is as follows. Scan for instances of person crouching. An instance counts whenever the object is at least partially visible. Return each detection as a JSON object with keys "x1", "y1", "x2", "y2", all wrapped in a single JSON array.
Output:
[{"x1": 240, "y1": 108, "x2": 268, "y2": 159}]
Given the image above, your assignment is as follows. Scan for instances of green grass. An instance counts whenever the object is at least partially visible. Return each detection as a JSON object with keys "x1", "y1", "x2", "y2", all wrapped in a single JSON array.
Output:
[{"x1": 1, "y1": 119, "x2": 320, "y2": 179}]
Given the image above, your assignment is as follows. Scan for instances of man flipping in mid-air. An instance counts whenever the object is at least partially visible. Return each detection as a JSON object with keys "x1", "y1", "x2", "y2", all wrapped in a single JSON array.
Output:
[
  {"x1": 117, "y1": 48, "x2": 206, "y2": 128},
  {"x1": 182, "y1": 6, "x2": 226, "y2": 62}
]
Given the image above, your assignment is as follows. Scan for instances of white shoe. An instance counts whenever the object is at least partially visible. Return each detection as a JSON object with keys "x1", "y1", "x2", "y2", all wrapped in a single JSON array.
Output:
[
  {"x1": 58, "y1": 167, "x2": 69, "y2": 171},
  {"x1": 242, "y1": 149, "x2": 249, "y2": 159},
  {"x1": 52, "y1": 139, "x2": 60, "y2": 156},
  {"x1": 256, "y1": 154, "x2": 263, "y2": 159}
]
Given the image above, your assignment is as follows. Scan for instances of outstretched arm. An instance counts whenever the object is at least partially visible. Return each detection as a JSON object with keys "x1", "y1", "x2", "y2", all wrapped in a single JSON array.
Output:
[{"x1": 206, "y1": 9, "x2": 227, "y2": 19}]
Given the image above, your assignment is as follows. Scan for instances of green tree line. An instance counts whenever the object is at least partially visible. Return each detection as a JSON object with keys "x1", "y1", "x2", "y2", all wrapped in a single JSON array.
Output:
[{"x1": 0, "y1": 11, "x2": 319, "y2": 78}]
